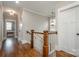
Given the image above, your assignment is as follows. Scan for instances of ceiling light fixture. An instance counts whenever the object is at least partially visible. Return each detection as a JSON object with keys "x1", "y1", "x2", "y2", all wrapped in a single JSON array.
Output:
[
  {"x1": 16, "y1": 1, "x2": 19, "y2": 3},
  {"x1": 6, "y1": 9, "x2": 16, "y2": 16}
]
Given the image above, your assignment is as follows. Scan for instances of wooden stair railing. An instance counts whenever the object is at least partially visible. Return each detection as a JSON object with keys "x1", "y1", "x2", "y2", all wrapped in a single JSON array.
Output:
[
  {"x1": 31, "y1": 30, "x2": 34, "y2": 48},
  {"x1": 43, "y1": 31, "x2": 48, "y2": 57},
  {"x1": 27, "y1": 30, "x2": 43, "y2": 48},
  {"x1": 26, "y1": 30, "x2": 57, "y2": 57}
]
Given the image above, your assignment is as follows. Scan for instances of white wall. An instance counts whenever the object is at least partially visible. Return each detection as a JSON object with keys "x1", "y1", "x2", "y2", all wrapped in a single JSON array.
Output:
[
  {"x1": 19, "y1": 9, "x2": 48, "y2": 54},
  {"x1": 0, "y1": 3, "x2": 3, "y2": 48}
]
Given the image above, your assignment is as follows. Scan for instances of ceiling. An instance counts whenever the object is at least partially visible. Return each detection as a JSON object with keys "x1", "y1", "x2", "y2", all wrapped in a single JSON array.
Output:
[{"x1": 2, "y1": 1, "x2": 75, "y2": 17}]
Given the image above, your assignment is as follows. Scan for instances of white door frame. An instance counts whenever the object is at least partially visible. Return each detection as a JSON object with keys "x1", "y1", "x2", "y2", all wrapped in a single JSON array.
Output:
[{"x1": 5, "y1": 19, "x2": 16, "y2": 39}]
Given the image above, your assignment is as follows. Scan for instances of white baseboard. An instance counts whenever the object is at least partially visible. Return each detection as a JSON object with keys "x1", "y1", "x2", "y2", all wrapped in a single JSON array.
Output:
[
  {"x1": 21, "y1": 41, "x2": 31, "y2": 44},
  {"x1": 57, "y1": 48, "x2": 76, "y2": 56},
  {"x1": 49, "y1": 49, "x2": 56, "y2": 55}
]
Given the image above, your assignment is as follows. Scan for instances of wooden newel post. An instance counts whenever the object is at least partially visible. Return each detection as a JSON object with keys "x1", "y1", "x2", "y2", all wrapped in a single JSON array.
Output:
[
  {"x1": 43, "y1": 31, "x2": 49, "y2": 57},
  {"x1": 31, "y1": 30, "x2": 34, "y2": 48}
]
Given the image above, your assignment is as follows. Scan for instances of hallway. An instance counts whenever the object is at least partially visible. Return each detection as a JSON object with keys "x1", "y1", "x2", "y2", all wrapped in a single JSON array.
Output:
[{"x1": 0, "y1": 1, "x2": 79, "y2": 57}]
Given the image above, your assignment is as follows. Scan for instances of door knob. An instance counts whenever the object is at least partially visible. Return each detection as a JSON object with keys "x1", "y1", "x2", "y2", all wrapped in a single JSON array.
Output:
[{"x1": 76, "y1": 33, "x2": 79, "y2": 35}]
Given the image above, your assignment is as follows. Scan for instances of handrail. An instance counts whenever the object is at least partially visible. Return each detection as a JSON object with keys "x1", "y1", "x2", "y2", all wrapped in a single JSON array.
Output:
[
  {"x1": 48, "y1": 31, "x2": 57, "y2": 34},
  {"x1": 34, "y1": 32, "x2": 43, "y2": 34},
  {"x1": 26, "y1": 30, "x2": 57, "y2": 44},
  {"x1": 27, "y1": 31, "x2": 57, "y2": 34},
  {"x1": 26, "y1": 31, "x2": 43, "y2": 40},
  {"x1": 26, "y1": 30, "x2": 57, "y2": 57}
]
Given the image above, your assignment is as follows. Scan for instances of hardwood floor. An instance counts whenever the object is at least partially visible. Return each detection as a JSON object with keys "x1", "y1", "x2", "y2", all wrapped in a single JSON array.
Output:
[
  {"x1": 0, "y1": 43, "x2": 76, "y2": 57},
  {"x1": 56, "y1": 51, "x2": 76, "y2": 57},
  {"x1": 0, "y1": 43, "x2": 41, "y2": 57}
]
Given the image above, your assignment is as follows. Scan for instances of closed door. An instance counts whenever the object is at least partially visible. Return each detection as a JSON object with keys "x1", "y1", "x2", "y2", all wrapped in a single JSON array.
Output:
[
  {"x1": 58, "y1": 5, "x2": 76, "y2": 55},
  {"x1": 75, "y1": 6, "x2": 79, "y2": 56}
]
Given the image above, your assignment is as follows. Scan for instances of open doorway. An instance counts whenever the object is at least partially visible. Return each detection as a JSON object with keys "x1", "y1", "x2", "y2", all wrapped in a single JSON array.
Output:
[
  {"x1": 3, "y1": 9, "x2": 18, "y2": 40},
  {"x1": 5, "y1": 20, "x2": 16, "y2": 38}
]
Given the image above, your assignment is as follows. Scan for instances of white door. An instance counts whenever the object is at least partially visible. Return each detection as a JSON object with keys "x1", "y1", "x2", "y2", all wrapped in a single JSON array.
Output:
[
  {"x1": 75, "y1": 6, "x2": 79, "y2": 56},
  {"x1": 58, "y1": 5, "x2": 76, "y2": 55}
]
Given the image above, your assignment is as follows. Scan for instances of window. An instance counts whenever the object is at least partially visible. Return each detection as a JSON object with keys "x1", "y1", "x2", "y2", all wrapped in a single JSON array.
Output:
[{"x1": 6, "y1": 22, "x2": 13, "y2": 31}]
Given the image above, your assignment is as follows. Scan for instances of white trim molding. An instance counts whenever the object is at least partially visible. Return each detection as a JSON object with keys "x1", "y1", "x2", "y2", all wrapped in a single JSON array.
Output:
[
  {"x1": 23, "y1": 8, "x2": 48, "y2": 17},
  {"x1": 58, "y1": 2, "x2": 79, "y2": 12}
]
